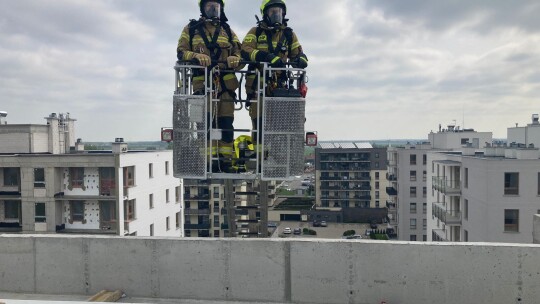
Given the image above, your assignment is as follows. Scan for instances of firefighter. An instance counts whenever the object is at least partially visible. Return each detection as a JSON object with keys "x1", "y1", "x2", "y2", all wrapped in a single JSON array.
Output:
[
  {"x1": 241, "y1": 0, "x2": 308, "y2": 150},
  {"x1": 177, "y1": 0, "x2": 243, "y2": 173}
]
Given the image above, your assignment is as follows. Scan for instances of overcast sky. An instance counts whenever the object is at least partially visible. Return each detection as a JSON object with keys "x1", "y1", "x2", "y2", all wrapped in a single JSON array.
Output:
[{"x1": 1, "y1": 0, "x2": 539, "y2": 142}]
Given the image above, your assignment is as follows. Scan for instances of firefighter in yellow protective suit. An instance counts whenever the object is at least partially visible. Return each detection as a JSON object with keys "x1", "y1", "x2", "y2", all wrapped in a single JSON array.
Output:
[
  {"x1": 177, "y1": 0, "x2": 243, "y2": 173},
  {"x1": 241, "y1": 0, "x2": 308, "y2": 150}
]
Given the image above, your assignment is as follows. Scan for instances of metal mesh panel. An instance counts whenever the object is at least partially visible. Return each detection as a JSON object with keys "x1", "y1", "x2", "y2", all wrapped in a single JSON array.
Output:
[
  {"x1": 173, "y1": 94, "x2": 207, "y2": 179},
  {"x1": 262, "y1": 97, "x2": 305, "y2": 180}
]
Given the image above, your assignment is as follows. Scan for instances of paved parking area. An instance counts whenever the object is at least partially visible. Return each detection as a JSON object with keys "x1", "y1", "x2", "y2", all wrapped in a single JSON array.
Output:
[{"x1": 272, "y1": 221, "x2": 372, "y2": 239}]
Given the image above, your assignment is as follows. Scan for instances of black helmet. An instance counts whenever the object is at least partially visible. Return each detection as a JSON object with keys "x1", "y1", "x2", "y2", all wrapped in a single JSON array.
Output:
[{"x1": 199, "y1": 0, "x2": 228, "y2": 22}]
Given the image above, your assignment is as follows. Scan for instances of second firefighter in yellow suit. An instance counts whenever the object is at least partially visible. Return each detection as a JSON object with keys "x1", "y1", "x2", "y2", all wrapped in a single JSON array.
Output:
[
  {"x1": 241, "y1": 0, "x2": 308, "y2": 151},
  {"x1": 177, "y1": 0, "x2": 242, "y2": 173}
]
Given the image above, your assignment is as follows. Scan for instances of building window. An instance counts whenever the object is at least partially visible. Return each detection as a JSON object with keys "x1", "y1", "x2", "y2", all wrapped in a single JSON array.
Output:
[
  {"x1": 410, "y1": 171, "x2": 417, "y2": 181},
  {"x1": 166, "y1": 189, "x2": 170, "y2": 203},
  {"x1": 410, "y1": 235, "x2": 417, "y2": 241},
  {"x1": 166, "y1": 216, "x2": 170, "y2": 230},
  {"x1": 375, "y1": 172, "x2": 379, "y2": 180},
  {"x1": 123, "y1": 166, "x2": 135, "y2": 187},
  {"x1": 538, "y1": 173, "x2": 540, "y2": 195},
  {"x1": 410, "y1": 219, "x2": 417, "y2": 230},
  {"x1": 375, "y1": 153, "x2": 379, "y2": 158},
  {"x1": 464, "y1": 199, "x2": 468, "y2": 220},
  {"x1": 34, "y1": 168, "x2": 45, "y2": 188},
  {"x1": 176, "y1": 186, "x2": 181, "y2": 203},
  {"x1": 464, "y1": 230, "x2": 468, "y2": 242},
  {"x1": 165, "y1": 161, "x2": 170, "y2": 175},
  {"x1": 176, "y1": 212, "x2": 181, "y2": 228},
  {"x1": 69, "y1": 168, "x2": 84, "y2": 188},
  {"x1": 423, "y1": 154, "x2": 427, "y2": 165},
  {"x1": 4, "y1": 200, "x2": 20, "y2": 219},
  {"x1": 375, "y1": 191, "x2": 380, "y2": 199},
  {"x1": 150, "y1": 224, "x2": 154, "y2": 236},
  {"x1": 35, "y1": 203, "x2": 46, "y2": 223},
  {"x1": 423, "y1": 203, "x2": 427, "y2": 214},
  {"x1": 214, "y1": 186, "x2": 220, "y2": 197},
  {"x1": 124, "y1": 199, "x2": 136, "y2": 221},
  {"x1": 423, "y1": 170, "x2": 427, "y2": 182},
  {"x1": 184, "y1": 230, "x2": 191, "y2": 237},
  {"x1": 214, "y1": 230, "x2": 220, "y2": 237},
  {"x1": 70, "y1": 201, "x2": 85, "y2": 222},
  {"x1": 375, "y1": 201, "x2": 380, "y2": 207},
  {"x1": 375, "y1": 182, "x2": 380, "y2": 190},
  {"x1": 423, "y1": 235, "x2": 427, "y2": 242},
  {"x1": 423, "y1": 187, "x2": 427, "y2": 198},
  {"x1": 149, "y1": 163, "x2": 153, "y2": 178},
  {"x1": 504, "y1": 209, "x2": 519, "y2": 232},
  {"x1": 504, "y1": 173, "x2": 519, "y2": 195},
  {"x1": 374, "y1": 162, "x2": 379, "y2": 168},
  {"x1": 410, "y1": 155, "x2": 417, "y2": 165},
  {"x1": 423, "y1": 219, "x2": 427, "y2": 230},
  {"x1": 3, "y1": 168, "x2": 20, "y2": 186},
  {"x1": 149, "y1": 194, "x2": 154, "y2": 209},
  {"x1": 410, "y1": 203, "x2": 417, "y2": 214},
  {"x1": 410, "y1": 187, "x2": 417, "y2": 198},
  {"x1": 465, "y1": 168, "x2": 469, "y2": 188}
]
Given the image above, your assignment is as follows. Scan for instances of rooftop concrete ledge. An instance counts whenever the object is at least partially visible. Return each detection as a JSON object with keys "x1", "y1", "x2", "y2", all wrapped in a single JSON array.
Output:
[{"x1": 1, "y1": 235, "x2": 540, "y2": 304}]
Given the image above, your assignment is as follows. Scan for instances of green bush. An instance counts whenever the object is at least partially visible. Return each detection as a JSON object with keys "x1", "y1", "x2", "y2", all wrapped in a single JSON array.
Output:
[
  {"x1": 343, "y1": 230, "x2": 356, "y2": 237},
  {"x1": 309, "y1": 229, "x2": 317, "y2": 235}
]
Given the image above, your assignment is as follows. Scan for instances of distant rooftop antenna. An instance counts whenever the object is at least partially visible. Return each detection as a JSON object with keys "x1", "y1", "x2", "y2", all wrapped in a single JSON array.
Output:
[{"x1": 0, "y1": 111, "x2": 7, "y2": 124}]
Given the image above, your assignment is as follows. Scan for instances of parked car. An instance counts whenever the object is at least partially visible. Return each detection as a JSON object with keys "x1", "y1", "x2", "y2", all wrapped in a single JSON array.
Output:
[
  {"x1": 370, "y1": 221, "x2": 378, "y2": 229},
  {"x1": 267, "y1": 222, "x2": 277, "y2": 228},
  {"x1": 320, "y1": 221, "x2": 328, "y2": 227},
  {"x1": 313, "y1": 220, "x2": 321, "y2": 227},
  {"x1": 293, "y1": 228, "x2": 301, "y2": 235},
  {"x1": 283, "y1": 227, "x2": 292, "y2": 234},
  {"x1": 345, "y1": 235, "x2": 363, "y2": 239}
]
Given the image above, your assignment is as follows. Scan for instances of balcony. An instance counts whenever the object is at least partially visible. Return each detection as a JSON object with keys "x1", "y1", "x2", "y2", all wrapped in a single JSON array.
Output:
[
  {"x1": 386, "y1": 187, "x2": 397, "y2": 196},
  {"x1": 386, "y1": 174, "x2": 397, "y2": 181},
  {"x1": 184, "y1": 223, "x2": 211, "y2": 230},
  {"x1": 221, "y1": 223, "x2": 229, "y2": 230},
  {"x1": 184, "y1": 209, "x2": 211, "y2": 215},
  {"x1": 432, "y1": 177, "x2": 461, "y2": 196},
  {"x1": 184, "y1": 194, "x2": 210, "y2": 200},
  {"x1": 386, "y1": 201, "x2": 396, "y2": 210},
  {"x1": 387, "y1": 159, "x2": 397, "y2": 166},
  {"x1": 432, "y1": 203, "x2": 462, "y2": 225},
  {"x1": 432, "y1": 229, "x2": 448, "y2": 242}
]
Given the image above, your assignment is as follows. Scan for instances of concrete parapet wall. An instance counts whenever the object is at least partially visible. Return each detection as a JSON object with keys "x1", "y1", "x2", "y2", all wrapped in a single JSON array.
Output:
[{"x1": 1, "y1": 235, "x2": 540, "y2": 304}]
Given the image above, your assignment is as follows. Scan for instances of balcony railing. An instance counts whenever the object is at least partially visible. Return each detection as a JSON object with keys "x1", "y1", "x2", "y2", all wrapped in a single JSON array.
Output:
[
  {"x1": 386, "y1": 201, "x2": 396, "y2": 210},
  {"x1": 386, "y1": 174, "x2": 397, "y2": 181},
  {"x1": 386, "y1": 187, "x2": 397, "y2": 196},
  {"x1": 184, "y1": 209, "x2": 211, "y2": 215},
  {"x1": 432, "y1": 229, "x2": 448, "y2": 242},
  {"x1": 184, "y1": 223, "x2": 211, "y2": 230},
  {"x1": 432, "y1": 177, "x2": 461, "y2": 195},
  {"x1": 432, "y1": 203, "x2": 462, "y2": 225},
  {"x1": 184, "y1": 194, "x2": 210, "y2": 200}
]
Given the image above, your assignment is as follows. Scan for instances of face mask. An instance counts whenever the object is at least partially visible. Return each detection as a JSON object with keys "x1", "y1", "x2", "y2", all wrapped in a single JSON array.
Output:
[
  {"x1": 204, "y1": 2, "x2": 221, "y2": 19},
  {"x1": 267, "y1": 7, "x2": 283, "y2": 25}
]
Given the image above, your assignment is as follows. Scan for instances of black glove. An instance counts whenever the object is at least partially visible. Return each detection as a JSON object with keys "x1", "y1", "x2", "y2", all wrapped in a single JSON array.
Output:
[
  {"x1": 265, "y1": 54, "x2": 285, "y2": 68},
  {"x1": 292, "y1": 54, "x2": 308, "y2": 69}
]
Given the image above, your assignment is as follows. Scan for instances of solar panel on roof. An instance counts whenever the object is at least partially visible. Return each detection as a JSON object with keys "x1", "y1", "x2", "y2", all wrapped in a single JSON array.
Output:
[
  {"x1": 319, "y1": 142, "x2": 336, "y2": 149},
  {"x1": 338, "y1": 143, "x2": 356, "y2": 149},
  {"x1": 354, "y1": 142, "x2": 373, "y2": 149}
]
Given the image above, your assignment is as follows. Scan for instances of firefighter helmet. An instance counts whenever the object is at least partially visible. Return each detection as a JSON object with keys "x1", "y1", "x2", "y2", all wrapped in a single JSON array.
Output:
[
  {"x1": 199, "y1": 0, "x2": 226, "y2": 19},
  {"x1": 260, "y1": 0, "x2": 286, "y2": 16}
]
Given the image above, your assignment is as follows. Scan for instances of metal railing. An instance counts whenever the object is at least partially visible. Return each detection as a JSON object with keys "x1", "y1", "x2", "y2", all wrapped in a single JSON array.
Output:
[
  {"x1": 184, "y1": 223, "x2": 211, "y2": 230},
  {"x1": 184, "y1": 209, "x2": 211, "y2": 215},
  {"x1": 432, "y1": 229, "x2": 448, "y2": 242},
  {"x1": 432, "y1": 177, "x2": 461, "y2": 195},
  {"x1": 432, "y1": 203, "x2": 462, "y2": 225},
  {"x1": 386, "y1": 187, "x2": 398, "y2": 196}
]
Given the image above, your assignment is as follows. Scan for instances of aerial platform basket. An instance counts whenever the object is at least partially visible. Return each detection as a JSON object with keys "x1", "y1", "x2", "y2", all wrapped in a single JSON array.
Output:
[{"x1": 172, "y1": 62, "x2": 306, "y2": 181}]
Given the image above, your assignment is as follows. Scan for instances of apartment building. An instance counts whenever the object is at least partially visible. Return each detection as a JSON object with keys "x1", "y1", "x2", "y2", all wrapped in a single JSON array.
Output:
[
  {"x1": 428, "y1": 115, "x2": 540, "y2": 243},
  {"x1": 0, "y1": 113, "x2": 182, "y2": 237},
  {"x1": 184, "y1": 179, "x2": 276, "y2": 238},
  {"x1": 314, "y1": 142, "x2": 388, "y2": 218},
  {"x1": 387, "y1": 126, "x2": 492, "y2": 241}
]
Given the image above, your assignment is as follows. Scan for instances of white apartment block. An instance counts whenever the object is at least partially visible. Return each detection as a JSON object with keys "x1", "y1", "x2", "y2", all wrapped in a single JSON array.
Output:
[
  {"x1": 0, "y1": 113, "x2": 182, "y2": 237},
  {"x1": 427, "y1": 115, "x2": 540, "y2": 243},
  {"x1": 427, "y1": 146, "x2": 540, "y2": 243},
  {"x1": 388, "y1": 126, "x2": 493, "y2": 241}
]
